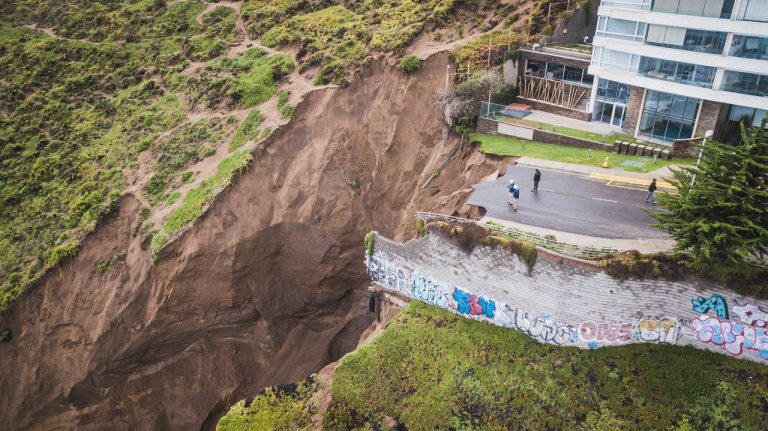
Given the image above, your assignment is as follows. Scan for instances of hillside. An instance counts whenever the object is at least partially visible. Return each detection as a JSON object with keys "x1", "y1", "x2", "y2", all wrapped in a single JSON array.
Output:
[
  {"x1": 219, "y1": 301, "x2": 768, "y2": 430},
  {"x1": 0, "y1": 0, "x2": 527, "y2": 309}
]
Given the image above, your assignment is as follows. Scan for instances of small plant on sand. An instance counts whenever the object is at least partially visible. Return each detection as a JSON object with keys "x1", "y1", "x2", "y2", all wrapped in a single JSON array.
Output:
[
  {"x1": 398, "y1": 55, "x2": 421, "y2": 73},
  {"x1": 364, "y1": 231, "x2": 375, "y2": 258}
]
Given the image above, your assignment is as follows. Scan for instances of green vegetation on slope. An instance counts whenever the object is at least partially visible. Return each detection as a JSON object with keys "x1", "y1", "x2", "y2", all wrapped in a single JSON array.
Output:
[
  {"x1": 151, "y1": 150, "x2": 253, "y2": 258},
  {"x1": 246, "y1": 0, "x2": 467, "y2": 84},
  {"x1": 473, "y1": 133, "x2": 696, "y2": 173},
  {"x1": 217, "y1": 383, "x2": 315, "y2": 431},
  {"x1": 230, "y1": 110, "x2": 266, "y2": 151},
  {"x1": 323, "y1": 302, "x2": 768, "y2": 430},
  {"x1": 0, "y1": 1, "x2": 292, "y2": 308}
]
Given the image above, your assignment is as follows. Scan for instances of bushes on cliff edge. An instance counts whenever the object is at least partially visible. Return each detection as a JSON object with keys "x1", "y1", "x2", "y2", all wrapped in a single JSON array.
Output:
[{"x1": 323, "y1": 302, "x2": 768, "y2": 430}]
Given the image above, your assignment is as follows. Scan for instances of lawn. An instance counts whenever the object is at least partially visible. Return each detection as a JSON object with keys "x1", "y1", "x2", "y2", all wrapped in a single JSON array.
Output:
[
  {"x1": 490, "y1": 114, "x2": 641, "y2": 145},
  {"x1": 473, "y1": 133, "x2": 696, "y2": 173},
  {"x1": 322, "y1": 301, "x2": 768, "y2": 431}
]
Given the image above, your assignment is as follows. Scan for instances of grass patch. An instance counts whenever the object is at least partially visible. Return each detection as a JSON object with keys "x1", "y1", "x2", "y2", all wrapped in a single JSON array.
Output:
[
  {"x1": 151, "y1": 150, "x2": 252, "y2": 258},
  {"x1": 473, "y1": 133, "x2": 696, "y2": 173},
  {"x1": 216, "y1": 380, "x2": 315, "y2": 431},
  {"x1": 324, "y1": 301, "x2": 768, "y2": 430},
  {"x1": 201, "y1": 6, "x2": 241, "y2": 43},
  {"x1": 230, "y1": 109, "x2": 265, "y2": 151}
]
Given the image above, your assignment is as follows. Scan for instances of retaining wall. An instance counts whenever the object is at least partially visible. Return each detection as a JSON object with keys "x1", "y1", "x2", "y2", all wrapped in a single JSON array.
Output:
[{"x1": 366, "y1": 232, "x2": 768, "y2": 364}]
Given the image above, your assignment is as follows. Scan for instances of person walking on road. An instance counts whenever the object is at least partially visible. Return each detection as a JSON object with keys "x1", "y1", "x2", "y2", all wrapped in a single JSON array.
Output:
[
  {"x1": 532, "y1": 169, "x2": 541, "y2": 192},
  {"x1": 646, "y1": 179, "x2": 657, "y2": 203},
  {"x1": 508, "y1": 179, "x2": 520, "y2": 211}
]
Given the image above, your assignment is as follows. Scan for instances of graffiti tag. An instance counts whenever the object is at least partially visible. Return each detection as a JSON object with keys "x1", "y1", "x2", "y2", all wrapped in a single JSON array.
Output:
[
  {"x1": 579, "y1": 321, "x2": 634, "y2": 343},
  {"x1": 411, "y1": 272, "x2": 449, "y2": 308},
  {"x1": 693, "y1": 315, "x2": 768, "y2": 359},
  {"x1": 637, "y1": 318, "x2": 679, "y2": 343},
  {"x1": 732, "y1": 303, "x2": 768, "y2": 328},
  {"x1": 453, "y1": 288, "x2": 495, "y2": 318},
  {"x1": 692, "y1": 294, "x2": 728, "y2": 319},
  {"x1": 508, "y1": 307, "x2": 573, "y2": 345}
]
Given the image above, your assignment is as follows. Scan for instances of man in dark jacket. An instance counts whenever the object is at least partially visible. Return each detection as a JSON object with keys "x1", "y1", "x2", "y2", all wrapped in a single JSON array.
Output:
[
  {"x1": 646, "y1": 179, "x2": 657, "y2": 203},
  {"x1": 532, "y1": 169, "x2": 541, "y2": 192}
]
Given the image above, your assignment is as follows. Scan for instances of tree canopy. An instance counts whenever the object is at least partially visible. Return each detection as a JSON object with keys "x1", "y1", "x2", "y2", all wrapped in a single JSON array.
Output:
[{"x1": 653, "y1": 122, "x2": 768, "y2": 263}]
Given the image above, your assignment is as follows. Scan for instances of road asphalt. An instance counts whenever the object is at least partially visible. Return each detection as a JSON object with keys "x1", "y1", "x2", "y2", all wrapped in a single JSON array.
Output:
[{"x1": 466, "y1": 165, "x2": 670, "y2": 239}]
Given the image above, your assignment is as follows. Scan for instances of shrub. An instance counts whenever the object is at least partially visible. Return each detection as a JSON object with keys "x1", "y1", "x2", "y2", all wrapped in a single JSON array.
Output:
[
  {"x1": 364, "y1": 231, "x2": 375, "y2": 258},
  {"x1": 398, "y1": 55, "x2": 421, "y2": 73},
  {"x1": 416, "y1": 218, "x2": 426, "y2": 237},
  {"x1": 0, "y1": 328, "x2": 11, "y2": 343}
]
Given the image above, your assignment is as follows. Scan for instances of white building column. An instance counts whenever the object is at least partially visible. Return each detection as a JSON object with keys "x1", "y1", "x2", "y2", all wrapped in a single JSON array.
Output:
[{"x1": 587, "y1": 75, "x2": 601, "y2": 117}]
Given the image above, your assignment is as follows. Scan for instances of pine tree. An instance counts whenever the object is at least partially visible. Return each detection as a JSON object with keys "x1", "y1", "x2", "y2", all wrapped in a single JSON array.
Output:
[{"x1": 653, "y1": 121, "x2": 768, "y2": 263}]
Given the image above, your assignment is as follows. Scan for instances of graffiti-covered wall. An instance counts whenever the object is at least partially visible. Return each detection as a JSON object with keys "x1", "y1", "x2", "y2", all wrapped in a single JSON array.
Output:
[{"x1": 366, "y1": 233, "x2": 768, "y2": 364}]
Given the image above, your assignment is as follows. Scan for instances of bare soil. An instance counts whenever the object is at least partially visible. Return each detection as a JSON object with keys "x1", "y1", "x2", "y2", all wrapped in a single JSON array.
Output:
[{"x1": 0, "y1": 52, "x2": 502, "y2": 430}]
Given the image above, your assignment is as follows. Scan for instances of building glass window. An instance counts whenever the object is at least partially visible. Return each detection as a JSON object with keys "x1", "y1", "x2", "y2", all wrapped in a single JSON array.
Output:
[
  {"x1": 591, "y1": 47, "x2": 641, "y2": 71},
  {"x1": 638, "y1": 57, "x2": 716, "y2": 88},
  {"x1": 737, "y1": 0, "x2": 768, "y2": 22},
  {"x1": 645, "y1": 25, "x2": 727, "y2": 54},
  {"x1": 593, "y1": 79, "x2": 630, "y2": 127},
  {"x1": 596, "y1": 79, "x2": 630, "y2": 102},
  {"x1": 596, "y1": 17, "x2": 647, "y2": 41},
  {"x1": 715, "y1": 105, "x2": 768, "y2": 144},
  {"x1": 729, "y1": 35, "x2": 768, "y2": 60},
  {"x1": 721, "y1": 71, "x2": 768, "y2": 96},
  {"x1": 639, "y1": 90, "x2": 700, "y2": 142},
  {"x1": 652, "y1": 0, "x2": 735, "y2": 19},
  {"x1": 524, "y1": 60, "x2": 593, "y2": 86}
]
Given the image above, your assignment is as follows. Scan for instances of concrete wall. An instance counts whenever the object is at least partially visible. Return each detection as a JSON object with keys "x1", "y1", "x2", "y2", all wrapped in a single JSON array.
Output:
[
  {"x1": 476, "y1": 117, "x2": 613, "y2": 152},
  {"x1": 366, "y1": 232, "x2": 768, "y2": 364}
]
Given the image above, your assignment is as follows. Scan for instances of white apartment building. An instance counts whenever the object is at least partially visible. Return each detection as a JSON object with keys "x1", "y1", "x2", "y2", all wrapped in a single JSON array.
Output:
[{"x1": 588, "y1": 0, "x2": 768, "y2": 144}]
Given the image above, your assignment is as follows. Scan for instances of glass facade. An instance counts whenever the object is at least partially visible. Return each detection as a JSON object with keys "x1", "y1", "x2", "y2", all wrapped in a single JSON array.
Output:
[
  {"x1": 524, "y1": 60, "x2": 594, "y2": 86},
  {"x1": 729, "y1": 35, "x2": 768, "y2": 60},
  {"x1": 596, "y1": 17, "x2": 647, "y2": 41},
  {"x1": 593, "y1": 80, "x2": 630, "y2": 127},
  {"x1": 721, "y1": 71, "x2": 768, "y2": 96},
  {"x1": 645, "y1": 25, "x2": 727, "y2": 54},
  {"x1": 638, "y1": 90, "x2": 700, "y2": 142},
  {"x1": 736, "y1": 0, "x2": 768, "y2": 22},
  {"x1": 715, "y1": 105, "x2": 768, "y2": 144},
  {"x1": 652, "y1": 0, "x2": 735, "y2": 18},
  {"x1": 591, "y1": 47, "x2": 641, "y2": 71},
  {"x1": 638, "y1": 57, "x2": 716, "y2": 88}
]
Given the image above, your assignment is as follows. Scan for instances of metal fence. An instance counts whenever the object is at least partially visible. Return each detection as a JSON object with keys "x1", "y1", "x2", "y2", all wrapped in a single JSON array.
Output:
[{"x1": 416, "y1": 212, "x2": 619, "y2": 259}]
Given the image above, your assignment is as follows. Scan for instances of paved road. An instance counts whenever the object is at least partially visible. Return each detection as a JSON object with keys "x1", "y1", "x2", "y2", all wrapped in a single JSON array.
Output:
[{"x1": 467, "y1": 165, "x2": 669, "y2": 239}]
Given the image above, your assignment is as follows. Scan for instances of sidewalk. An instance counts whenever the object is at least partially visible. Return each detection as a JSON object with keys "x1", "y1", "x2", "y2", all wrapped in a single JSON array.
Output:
[
  {"x1": 515, "y1": 157, "x2": 677, "y2": 190},
  {"x1": 483, "y1": 216, "x2": 676, "y2": 254}
]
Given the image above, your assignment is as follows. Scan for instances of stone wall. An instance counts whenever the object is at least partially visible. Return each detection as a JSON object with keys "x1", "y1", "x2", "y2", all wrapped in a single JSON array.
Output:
[
  {"x1": 623, "y1": 85, "x2": 645, "y2": 135},
  {"x1": 695, "y1": 100, "x2": 722, "y2": 138},
  {"x1": 366, "y1": 232, "x2": 768, "y2": 364}
]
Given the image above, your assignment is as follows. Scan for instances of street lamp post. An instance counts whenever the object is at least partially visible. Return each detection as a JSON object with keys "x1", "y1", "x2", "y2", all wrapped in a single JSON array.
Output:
[{"x1": 690, "y1": 130, "x2": 714, "y2": 189}]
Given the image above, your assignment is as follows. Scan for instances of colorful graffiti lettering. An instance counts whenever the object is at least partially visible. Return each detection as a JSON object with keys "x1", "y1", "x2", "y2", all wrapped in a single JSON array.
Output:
[
  {"x1": 411, "y1": 272, "x2": 449, "y2": 308},
  {"x1": 692, "y1": 294, "x2": 728, "y2": 319},
  {"x1": 733, "y1": 303, "x2": 768, "y2": 328},
  {"x1": 366, "y1": 254, "x2": 412, "y2": 296},
  {"x1": 579, "y1": 321, "x2": 634, "y2": 343},
  {"x1": 453, "y1": 288, "x2": 495, "y2": 318},
  {"x1": 509, "y1": 307, "x2": 573, "y2": 345},
  {"x1": 637, "y1": 318, "x2": 679, "y2": 343},
  {"x1": 693, "y1": 315, "x2": 768, "y2": 359}
]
